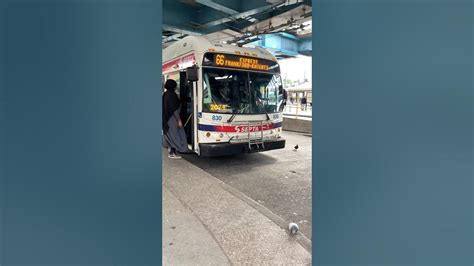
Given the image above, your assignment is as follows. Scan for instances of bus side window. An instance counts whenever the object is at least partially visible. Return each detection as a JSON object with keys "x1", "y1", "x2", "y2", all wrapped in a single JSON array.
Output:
[{"x1": 203, "y1": 73, "x2": 212, "y2": 104}]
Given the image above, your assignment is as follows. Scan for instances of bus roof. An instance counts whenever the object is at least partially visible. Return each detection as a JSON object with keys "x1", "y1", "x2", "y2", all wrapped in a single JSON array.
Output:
[{"x1": 163, "y1": 36, "x2": 277, "y2": 63}]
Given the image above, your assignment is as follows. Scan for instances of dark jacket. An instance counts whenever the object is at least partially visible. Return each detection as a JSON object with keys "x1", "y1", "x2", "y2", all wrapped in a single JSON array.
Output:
[{"x1": 163, "y1": 89, "x2": 180, "y2": 134}]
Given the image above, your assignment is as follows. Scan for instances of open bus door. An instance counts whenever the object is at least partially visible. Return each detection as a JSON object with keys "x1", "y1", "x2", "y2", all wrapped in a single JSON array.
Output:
[{"x1": 179, "y1": 66, "x2": 199, "y2": 152}]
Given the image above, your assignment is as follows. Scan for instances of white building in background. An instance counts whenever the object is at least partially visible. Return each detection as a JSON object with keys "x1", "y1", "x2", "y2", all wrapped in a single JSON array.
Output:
[
  {"x1": 287, "y1": 82, "x2": 312, "y2": 105},
  {"x1": 279, "y1": 55, "x2": 312, "y2": 105}
]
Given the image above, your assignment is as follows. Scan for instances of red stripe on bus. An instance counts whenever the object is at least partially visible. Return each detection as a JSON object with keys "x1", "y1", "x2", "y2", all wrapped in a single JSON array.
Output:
[{"x1": 198, "y1": 122, "x2": 282, "y2": 133}]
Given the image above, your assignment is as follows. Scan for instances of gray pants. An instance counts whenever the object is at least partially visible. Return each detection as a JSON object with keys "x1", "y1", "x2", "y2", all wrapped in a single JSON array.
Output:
[{"x1": 163, "y1": 109, "x2": 189, "y2": 153}]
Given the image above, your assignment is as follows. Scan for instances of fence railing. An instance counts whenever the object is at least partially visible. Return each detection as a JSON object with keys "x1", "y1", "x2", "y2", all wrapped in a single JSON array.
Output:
[{"x1": 282, "y1": 103, "x2": 312, "y2": 120}]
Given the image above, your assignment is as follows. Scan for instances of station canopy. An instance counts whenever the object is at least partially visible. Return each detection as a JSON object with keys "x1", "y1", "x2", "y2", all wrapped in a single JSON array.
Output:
[{"x1": 162, "y1": 0, "x2": 312, "y2": 59}]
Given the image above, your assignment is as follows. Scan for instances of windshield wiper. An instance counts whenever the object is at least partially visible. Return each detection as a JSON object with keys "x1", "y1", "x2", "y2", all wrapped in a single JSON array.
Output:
[
  {"x1": 258, "y1": 102, "x2": 271, "y2": 121},
  {"x1": 263, "y1": 109, "x2": 271, "y2": 121},
  {"x1": 227, "y1": 113, "x2": 237, "y2": 123}
]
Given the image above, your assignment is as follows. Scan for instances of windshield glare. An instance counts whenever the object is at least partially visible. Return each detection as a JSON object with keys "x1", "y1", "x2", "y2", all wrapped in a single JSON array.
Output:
[{"x1": 202, "y1": 68, "x2": 281, "y2": 114}]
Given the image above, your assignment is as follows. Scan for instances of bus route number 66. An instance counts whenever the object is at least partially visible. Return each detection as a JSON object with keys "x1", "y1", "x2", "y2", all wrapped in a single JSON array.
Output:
[{"x1": 216, "y1": 54, "x2": 225, "y2": 65}]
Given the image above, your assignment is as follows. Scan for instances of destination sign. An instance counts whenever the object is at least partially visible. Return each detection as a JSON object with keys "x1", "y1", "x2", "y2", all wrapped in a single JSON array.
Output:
[
  {"x1": 203, "y1": 53, "x2": 279, "y2": 73},
  {"x1": 215, "y1": 54, "x2": 269, "y2": 71}
]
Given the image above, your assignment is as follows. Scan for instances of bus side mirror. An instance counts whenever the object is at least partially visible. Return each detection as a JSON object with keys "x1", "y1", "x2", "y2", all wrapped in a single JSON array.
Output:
[
  {"x1": 278, "y1": 86, "x2": 287, "y2": 100},
  {"x1": 186, "y1": 67, "x2": 199, "y2": 82},
  {"x1": 279, "y1": 104, "x2": 285, "y2": 112}
]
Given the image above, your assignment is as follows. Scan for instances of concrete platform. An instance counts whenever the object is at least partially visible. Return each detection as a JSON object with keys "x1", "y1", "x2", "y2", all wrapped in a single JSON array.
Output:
[
  {"x1": 282, "y1": 117, "x2": 312, "y2": 134},
  {"x1": 163, "y1": 188, "x2": 230, "y2": 265},
  {"x1": 163, "y1": 150, "x2": 312, "y2": 265}
]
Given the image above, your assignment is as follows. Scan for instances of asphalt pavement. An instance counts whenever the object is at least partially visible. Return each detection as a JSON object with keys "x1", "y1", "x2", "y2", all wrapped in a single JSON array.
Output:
[{"x1": 182, "y1": 130, "x2": 312, "y2": 240}]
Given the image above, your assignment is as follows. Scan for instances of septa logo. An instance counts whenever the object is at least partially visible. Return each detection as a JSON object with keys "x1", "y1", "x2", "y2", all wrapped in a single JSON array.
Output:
[{"x1": 234, "y1": 124, "x2": 271, "y2": 133}]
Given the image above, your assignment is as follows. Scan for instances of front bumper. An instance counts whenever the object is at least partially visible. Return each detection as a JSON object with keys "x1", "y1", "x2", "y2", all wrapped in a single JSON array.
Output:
[{"x1": 199, "y1": 139, "x2": 286, "y2": 157}]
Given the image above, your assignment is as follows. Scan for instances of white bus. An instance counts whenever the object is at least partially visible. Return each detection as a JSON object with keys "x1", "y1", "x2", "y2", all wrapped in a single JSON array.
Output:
[{"x1": 163, "y1": 36, "x2": 286, "y2": 157}]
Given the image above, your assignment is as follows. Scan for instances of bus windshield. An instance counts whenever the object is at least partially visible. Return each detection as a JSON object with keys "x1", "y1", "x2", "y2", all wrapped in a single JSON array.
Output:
[{"x1": 202, "y1": 68, "x2": 281, "y2": 114}]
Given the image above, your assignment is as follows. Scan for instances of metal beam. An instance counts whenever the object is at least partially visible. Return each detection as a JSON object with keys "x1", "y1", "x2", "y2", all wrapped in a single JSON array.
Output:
[
  {"x1": 196, "y1": 0, "x2": 258, "y2": 25},
  {"x1": 203, "y1": 0, "x2": 305, "y2": 29},
  {"x1": 297, "y1": 37, "x2": 312, "y2": 55},
  {"x1": 162, "y1": 24, "x2": 202, "y2": 44},
  {"x1": 195, "y1": 0, "x2": 238, "y2": 15},
  {"x1": 162, "y1": 24, "x2": 202, "y2": 36},
  {"x1": 242, "y1": 4, "x2": 311, "y2": 34},
  {"x1": 244, "y1": 33, "x2": 305, "y2": 56},
  {"x1": 162, "y1": 33, "x2": 185, "y2": 43},
  {"x1": 203, "y1": 2, "x2": 282, "y2": 28}
]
